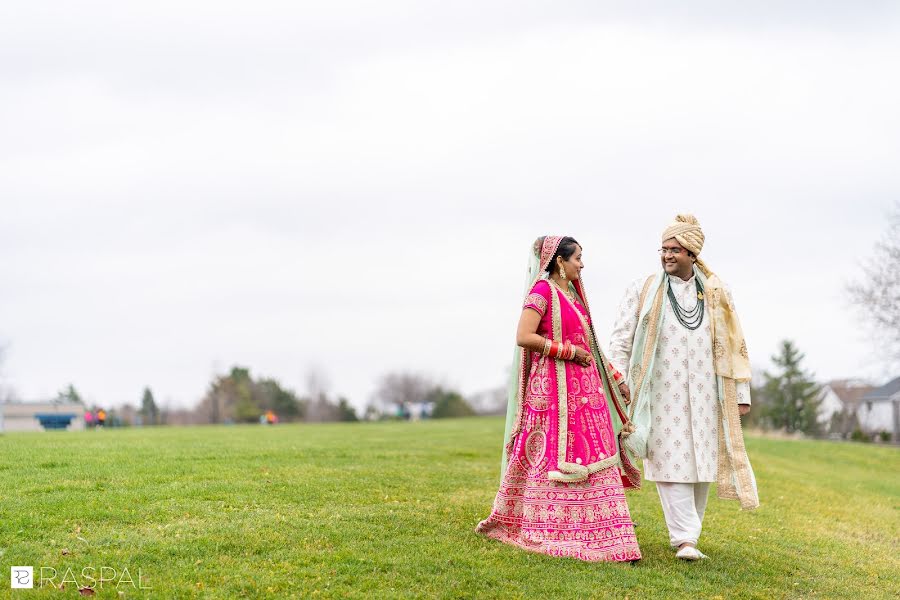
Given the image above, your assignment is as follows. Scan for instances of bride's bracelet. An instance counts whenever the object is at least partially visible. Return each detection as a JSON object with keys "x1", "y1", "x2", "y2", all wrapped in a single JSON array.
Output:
[{"x1": 541, "y1": 338, "x2": 577, "y2": 360}]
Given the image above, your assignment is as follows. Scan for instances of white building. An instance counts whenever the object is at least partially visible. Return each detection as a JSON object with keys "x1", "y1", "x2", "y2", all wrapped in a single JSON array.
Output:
[
  {"x1": 857, "y1": 376, "x2": 900, "y2": 441},
  {"x1": 0, "y1": 400, "x2": 85, "y2": 432},
  {"x1": 817, "y1": 379, "x2": 874, "y2": 436}
]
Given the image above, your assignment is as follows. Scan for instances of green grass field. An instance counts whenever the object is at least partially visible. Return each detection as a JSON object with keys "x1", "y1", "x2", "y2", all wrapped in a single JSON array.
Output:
[{"x1": 0, "y1": 417, "x2": 897, "y2": 599}]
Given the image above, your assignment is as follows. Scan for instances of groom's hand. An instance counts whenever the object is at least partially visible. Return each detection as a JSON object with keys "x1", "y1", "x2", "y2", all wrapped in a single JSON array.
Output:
[
  {"x1": 738, "y1": 404, "x2": 751, "y2": 416},
  {"x1": 618, "y1": 382, "x2": 631, "y2": 403}
]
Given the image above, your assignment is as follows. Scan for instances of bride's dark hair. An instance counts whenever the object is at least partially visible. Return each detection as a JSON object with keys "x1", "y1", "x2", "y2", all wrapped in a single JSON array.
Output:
[{"x1": 545, "y1": 237, "x2": 580, "y2": 275}]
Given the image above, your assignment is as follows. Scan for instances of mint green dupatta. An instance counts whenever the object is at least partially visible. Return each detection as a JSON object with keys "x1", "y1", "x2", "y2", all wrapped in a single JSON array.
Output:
[
  {"x1": 621, "y1": 271, "x2": 667, "y2": 460},
  {"x1": 500, "y1": 237, "x2": 545, "y2": 477}
]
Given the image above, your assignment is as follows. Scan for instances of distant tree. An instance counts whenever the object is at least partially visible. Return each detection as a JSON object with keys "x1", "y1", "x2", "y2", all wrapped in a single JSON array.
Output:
[
  {"x1": 0, "y1": 344, "x2": 17, "y2": 403},
  {"x1": 303, "y1": 368, "x2": 339, "y2": 422},
  {"x1": 257, "y1": 378, "x2": 306, "y2": 420},
  {"x1": 140, "y1": 387, "x2": 159, "y2": 425},
  {"x1": 56, "y1": 384, "x2": 83, "y2": 405},
  {"x1": 362, "y1": 402, "x2": 382, "y2": 421},
  {"x1": 232, "y1": 368, "x2": 261, "y2": 423},
  {"x1": 847, "y1": 201, "x2": 900, "y2": 368},
  {"x1": 197, "y1": 366, "x2": 349, "y2": 425},
  {"x1": 303, "y1": 396, "x2": 333, "y2": 422},
  {"x1": 429, "y1": 388, "x2": 476, "y2": 419},
  {"x1": 199, "y1": 367, "x2": 303, "y2": 424},
  {"x1": 742, "y1": 380, "x2": 766, "y2": 429},
  {"x1": 762, "y1": 341, "x2": 823, "y2": 435},
  {"x1": 199, "y1": 368, "x2": 240, "y2": 423},
  {"x1": 336, "y1": 397, "x2": 358, "y2": 422},
  {"x1": 372, "y1": 372, "x2": 434, "y2": 417},
  {"x1": 466, "y1": 386, "x2": 507, "y2": 415},
  {"x1": 158, "y1": 400, "x2": 171, "y2": 426}
]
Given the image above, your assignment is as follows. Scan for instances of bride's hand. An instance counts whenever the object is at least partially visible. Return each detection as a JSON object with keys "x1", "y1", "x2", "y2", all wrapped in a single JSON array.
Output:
[{"x1": 573, "y1": 347, "x2": 593, "y2": 367}]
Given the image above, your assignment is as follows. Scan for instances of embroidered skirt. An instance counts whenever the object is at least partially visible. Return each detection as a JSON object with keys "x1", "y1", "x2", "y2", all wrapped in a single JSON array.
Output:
[{"x1": 476, "y1": 462, "x2": 641, "y2": 562}]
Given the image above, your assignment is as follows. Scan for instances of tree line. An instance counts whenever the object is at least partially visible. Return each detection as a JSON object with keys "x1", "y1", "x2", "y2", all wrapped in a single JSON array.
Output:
[{"x1": 50, "y1": 367, "x2": 483, "y2": 427}]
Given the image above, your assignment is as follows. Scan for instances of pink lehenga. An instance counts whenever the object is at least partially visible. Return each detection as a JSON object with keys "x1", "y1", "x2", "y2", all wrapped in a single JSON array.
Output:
[{"x1": 476, "y1": 236, "x2": 642, "y2": 562}]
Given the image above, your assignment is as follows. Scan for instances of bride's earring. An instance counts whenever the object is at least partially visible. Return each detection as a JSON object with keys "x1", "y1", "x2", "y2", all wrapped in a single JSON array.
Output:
[{"x1": 559, "y1": 260, "x2": 567, "y2": 280}]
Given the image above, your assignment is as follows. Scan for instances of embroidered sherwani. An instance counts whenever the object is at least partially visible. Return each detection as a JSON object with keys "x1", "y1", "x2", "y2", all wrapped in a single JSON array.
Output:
[{"x1": 609, "y1": 274, "x2": 751, "y2": 483}]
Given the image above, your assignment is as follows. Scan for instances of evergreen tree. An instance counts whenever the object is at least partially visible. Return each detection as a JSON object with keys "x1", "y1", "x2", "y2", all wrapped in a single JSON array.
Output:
[
  {"x1": 56, "y1": 384, "x2": 83, "y2": 405},
  {"x1": 336, "y1": 397, "x2": 359, "y2": 422},
  {"x1": 140, "y1": 387, "x2": 159, "y2": 425},
  {"x1": 762, "y1": 340, "x2": 823, "y2": 435},
  {"x1": 430, "y1": 389, "x2": 476, "y2": 419},
  {"x1": 257, "y1": 378, "x2": 306, "y2": 420},
  {"x1": 200, "y1": 366, "x2": 304, "y2": 423}
]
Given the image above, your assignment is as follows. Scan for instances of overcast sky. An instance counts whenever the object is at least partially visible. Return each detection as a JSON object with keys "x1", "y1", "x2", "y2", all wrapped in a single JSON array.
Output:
[{"x1": 1, "y1": 2, "x2": 899, "y2": 410}]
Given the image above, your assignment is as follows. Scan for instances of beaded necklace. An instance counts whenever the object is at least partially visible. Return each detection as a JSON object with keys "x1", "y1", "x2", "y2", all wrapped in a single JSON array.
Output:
[{"x1": 667, "y1": 276, "x2": 705, "y2": 330}]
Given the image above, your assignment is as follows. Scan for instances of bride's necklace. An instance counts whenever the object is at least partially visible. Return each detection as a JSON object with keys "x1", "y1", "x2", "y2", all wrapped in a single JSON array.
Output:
[{"x1": 551, "y1": 278, "x2": 577, "y2": 304}]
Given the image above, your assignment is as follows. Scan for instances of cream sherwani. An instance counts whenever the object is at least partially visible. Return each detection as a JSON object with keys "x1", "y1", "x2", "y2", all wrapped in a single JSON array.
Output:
[{"x1": 609, "y1": 273, "x2": 751, "y2": 483}]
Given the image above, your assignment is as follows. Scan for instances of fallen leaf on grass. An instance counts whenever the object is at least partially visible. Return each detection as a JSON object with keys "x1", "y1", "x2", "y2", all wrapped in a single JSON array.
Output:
[
  {"x1": 61, "y1": 548, "x2": 71, "y2": 555},
  {"x1": 78, "y1": 587, "x2": 96, "y2": 596}
]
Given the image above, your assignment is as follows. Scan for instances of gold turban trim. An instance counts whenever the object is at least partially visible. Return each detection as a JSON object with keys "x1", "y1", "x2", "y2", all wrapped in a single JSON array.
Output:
[{"x1": 661, "y1": 213, "x2": 705, "y2": 257}]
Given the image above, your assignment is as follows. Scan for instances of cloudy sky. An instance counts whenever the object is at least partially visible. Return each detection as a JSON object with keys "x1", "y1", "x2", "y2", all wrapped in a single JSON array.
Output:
[{"x1": 1, "y1": 1, "x2": 898, "y2": 411}]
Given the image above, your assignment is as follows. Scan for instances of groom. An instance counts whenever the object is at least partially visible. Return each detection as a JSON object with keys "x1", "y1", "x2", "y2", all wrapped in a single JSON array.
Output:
[{"x1": 609, "y1": 214, "x2": 758, "y2": 561}]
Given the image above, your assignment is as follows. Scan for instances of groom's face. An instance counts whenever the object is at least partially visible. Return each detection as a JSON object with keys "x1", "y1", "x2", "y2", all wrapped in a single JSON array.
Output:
[{"x1": 660, "y1": 238, "x2": 693, "y2": 277}]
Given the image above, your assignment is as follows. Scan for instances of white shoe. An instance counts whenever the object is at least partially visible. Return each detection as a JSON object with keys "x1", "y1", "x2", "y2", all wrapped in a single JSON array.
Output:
[{"x1": 675, "y1": 546, "x2": 702, "y2": 561}]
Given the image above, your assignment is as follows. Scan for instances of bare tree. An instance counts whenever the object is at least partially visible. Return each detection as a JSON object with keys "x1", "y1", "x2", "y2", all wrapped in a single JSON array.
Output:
[
  {"x1": 0, "y1": 344, "x2": 8, "y2": 402},
  {"x1": 0, "y1": 344, "x2": 20, "y2": 436},
  {"x1": 305, "y1": 367, "x2": 331, "y2": 401},
  {"x1": 847, "y1": 202, "x2": 900, "y2": 368},
  {"x1": 467, "y1": 386, "x2": 507, "y2": 415},
  {"x1": 304, "y1": 367, "x2": 336, "y2": 422},
  {"x1": 372, "y1": 372, "x2": 435, "y2": 416}
]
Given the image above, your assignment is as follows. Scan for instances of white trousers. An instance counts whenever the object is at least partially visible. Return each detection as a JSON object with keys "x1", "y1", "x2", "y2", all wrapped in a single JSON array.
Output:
[{"x1": 655, "y1": 482, "x2": 712, "y2": 547}]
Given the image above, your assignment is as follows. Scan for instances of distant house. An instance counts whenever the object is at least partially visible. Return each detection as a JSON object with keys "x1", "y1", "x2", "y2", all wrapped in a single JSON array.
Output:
[
  {"x1": 857, "y1": 376, "x2": 900, "y2": 441},
  {"x1": 0, "y1": 400, "x2": 85, "y2": 432},
  {"x1": 817, "y1": 379, "x2": 874, "y2": 437}
]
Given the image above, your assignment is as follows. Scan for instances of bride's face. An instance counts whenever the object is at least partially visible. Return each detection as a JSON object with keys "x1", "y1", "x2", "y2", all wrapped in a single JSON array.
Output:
[{"x1": 558, "y1": 245, "x2": 584, "y2": 281}]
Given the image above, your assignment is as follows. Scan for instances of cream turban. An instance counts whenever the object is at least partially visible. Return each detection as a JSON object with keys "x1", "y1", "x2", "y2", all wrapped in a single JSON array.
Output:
[{"x1": 661, "y1": 214, "x2": 705, "y2": 256}]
